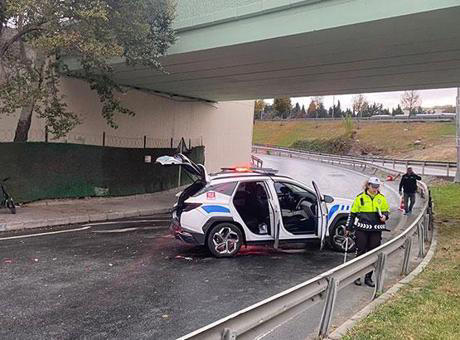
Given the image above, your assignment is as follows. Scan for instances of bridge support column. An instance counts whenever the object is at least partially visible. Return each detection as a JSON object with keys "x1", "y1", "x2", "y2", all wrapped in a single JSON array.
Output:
[{"x1": 455, "y1": 87, "x2": 460, "y2": 182}]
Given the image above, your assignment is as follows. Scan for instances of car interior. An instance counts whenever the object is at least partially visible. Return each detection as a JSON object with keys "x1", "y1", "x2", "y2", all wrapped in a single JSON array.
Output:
[
  {"x1": 233, "y1": 181, "x2": 271, "y2": 235},
  {"x1": 274, "y1": 182, "x2": 318, "y2": 235}
]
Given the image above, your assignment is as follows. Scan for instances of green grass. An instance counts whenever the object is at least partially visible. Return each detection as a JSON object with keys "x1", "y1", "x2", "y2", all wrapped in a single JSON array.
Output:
[
  {"x1": 253, "y1": 121, "x2": 456, "y2": 161},
  {"x1": 343, "y1": 183, "x2": 460, "y2": 340}
]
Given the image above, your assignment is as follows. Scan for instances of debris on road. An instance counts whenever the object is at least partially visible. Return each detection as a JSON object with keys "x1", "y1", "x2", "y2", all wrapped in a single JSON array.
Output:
[{"x1": 175, "y1": 255, "x2": 193, "y2": 261}]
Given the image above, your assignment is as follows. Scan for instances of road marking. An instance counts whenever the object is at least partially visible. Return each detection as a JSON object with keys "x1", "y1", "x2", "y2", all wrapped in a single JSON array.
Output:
[
  {"x1": 92, "y1": 226, "x2": 167, "y2": 233},
  {"x1": 0, "y1": 226, "x2": 92, "y2": 241},
  {"x1": 82, "y1": 219, "x2": 170, "y2": 227}
]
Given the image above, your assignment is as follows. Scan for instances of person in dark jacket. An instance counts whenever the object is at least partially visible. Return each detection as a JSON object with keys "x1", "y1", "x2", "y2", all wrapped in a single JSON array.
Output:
[
  {"x1": 346, "y1": 177, "x2": 390, "y2": 287},
  {"x1": 399, "y1": 167, "x2": 421, "y2": 215}
]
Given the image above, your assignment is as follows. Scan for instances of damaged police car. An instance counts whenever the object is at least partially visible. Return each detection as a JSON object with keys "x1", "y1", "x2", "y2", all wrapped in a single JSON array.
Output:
[{"x1": 156, "y1": 153, "x2": 353, "y2": 257}]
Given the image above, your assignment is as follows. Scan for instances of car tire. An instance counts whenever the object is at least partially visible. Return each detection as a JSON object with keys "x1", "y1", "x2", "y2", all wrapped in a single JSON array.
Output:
[
  {"x1": 329, "y1": 219, "x2": 355, "y2": 253},
  {"x1": 207, "y1": 223, "x2": 243, "y2": 258}
]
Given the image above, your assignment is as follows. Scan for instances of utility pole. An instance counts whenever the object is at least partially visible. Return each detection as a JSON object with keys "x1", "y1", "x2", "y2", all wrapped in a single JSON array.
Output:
[{"x1": 455, "y1": 87, "x2": 460, "y2": 183}]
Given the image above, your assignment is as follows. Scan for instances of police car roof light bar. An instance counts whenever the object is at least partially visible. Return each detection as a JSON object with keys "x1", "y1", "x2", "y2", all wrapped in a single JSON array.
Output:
[{"x1": 220, "y1": 167, "x2": 279, "y2": 175}]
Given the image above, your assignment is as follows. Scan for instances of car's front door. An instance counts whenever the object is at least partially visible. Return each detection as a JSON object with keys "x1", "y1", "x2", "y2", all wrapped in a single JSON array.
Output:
[
  {"x1": 266, "y1": 181, "x2": 282, "y2": 248},
  {"x1": 312, "y1": 181, "x2": 328, "y2": 250}
]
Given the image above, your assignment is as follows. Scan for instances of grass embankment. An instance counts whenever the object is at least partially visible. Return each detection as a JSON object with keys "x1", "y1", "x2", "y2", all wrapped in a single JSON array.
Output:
[
  {"x1": 343, "y1": 182, "x2": 460, "y2": 340},
  {"x1": 253, "y1": 120, "x2": 456, "y2": 161}
]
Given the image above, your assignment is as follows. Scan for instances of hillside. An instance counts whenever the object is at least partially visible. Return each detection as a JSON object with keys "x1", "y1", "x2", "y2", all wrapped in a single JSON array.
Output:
[{"x1": 253, "y1": 120, "x2": 456, "y2": 161}]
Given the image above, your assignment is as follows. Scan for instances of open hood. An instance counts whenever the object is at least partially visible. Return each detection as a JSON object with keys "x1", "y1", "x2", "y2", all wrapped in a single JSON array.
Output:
[{"x1": 156, "y1": 153, "x2": 209, "y2": 183}]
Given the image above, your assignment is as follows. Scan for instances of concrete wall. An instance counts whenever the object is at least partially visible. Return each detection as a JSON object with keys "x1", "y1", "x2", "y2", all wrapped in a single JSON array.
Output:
[{"x1": 0, "y1": 77, "x2": 255, "y2": 172}]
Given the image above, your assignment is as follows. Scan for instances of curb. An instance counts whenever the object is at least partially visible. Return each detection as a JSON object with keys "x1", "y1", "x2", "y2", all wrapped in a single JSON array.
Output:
[
  {"x1": 1, "y1": 207, "x2": 171, "y2": 232},
  {"x1": 327, "y1": 224, "x2": 438, "y2": 340},
  {"x1": 25, "y1": 186, "x2": 187, "y2": 207}
]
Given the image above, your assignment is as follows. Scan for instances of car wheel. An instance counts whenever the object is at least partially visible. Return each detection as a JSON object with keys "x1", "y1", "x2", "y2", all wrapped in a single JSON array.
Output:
[
  {"x1": 207, "y1": 223, "x2": 243, "y2": 258},
  {"x1": 329, "y1": 220, "x2": 355, "y2": 252}
]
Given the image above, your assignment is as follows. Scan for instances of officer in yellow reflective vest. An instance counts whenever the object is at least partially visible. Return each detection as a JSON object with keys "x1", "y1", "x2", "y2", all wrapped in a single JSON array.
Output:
[{"x1": 346, "y1": 177, "x2": 390, "y2": 287}]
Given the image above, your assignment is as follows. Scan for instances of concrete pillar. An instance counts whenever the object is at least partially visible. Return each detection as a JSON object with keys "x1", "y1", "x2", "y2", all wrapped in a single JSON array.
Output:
[{"x1": 455, "y1": 87, "x2": 460, "y2": 183}]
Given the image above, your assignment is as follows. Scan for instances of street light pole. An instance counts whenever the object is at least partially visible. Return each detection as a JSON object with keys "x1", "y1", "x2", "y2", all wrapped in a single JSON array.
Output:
[{"x1": 455, "y1": 87, "x2": 460, "y2": 183}]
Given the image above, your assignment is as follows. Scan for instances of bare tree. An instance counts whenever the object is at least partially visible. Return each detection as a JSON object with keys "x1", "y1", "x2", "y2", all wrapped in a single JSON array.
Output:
[
  {"x1": 352, "y1": 94, "x2": 369, "y2": 119},
  {"x1": 312, "y1": 96, "x2": 323, "y2": 118},
  {"x1": 401, "y1": 90, "x2": 421, "y2": 116}
]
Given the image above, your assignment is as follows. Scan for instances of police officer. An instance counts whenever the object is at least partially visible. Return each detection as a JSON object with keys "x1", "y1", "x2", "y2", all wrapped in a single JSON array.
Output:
[
  {"x1": 346, "y1": 177, "x2": 390, "y2": 287},
  {"x1": 399, "y1": 167, "x2": 421, "y2": 215}
]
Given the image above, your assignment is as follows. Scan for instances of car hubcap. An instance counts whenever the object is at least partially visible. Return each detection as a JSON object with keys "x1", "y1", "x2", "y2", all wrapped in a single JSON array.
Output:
[
  {"x1": 333, "y1": 225, "x2": 355, "y2": 251},
  {"x1": 212, "y1": 226, "x2": 239, "y2": 255}
]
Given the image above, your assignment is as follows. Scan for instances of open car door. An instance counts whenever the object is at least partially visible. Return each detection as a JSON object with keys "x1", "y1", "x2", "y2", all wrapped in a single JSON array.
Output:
[
  {"x1": 312, "y1": 181, "x2": 328, "y2": 250},
  {"x1": 156, "y1": 153, "x2": 210, "y2": 183}
]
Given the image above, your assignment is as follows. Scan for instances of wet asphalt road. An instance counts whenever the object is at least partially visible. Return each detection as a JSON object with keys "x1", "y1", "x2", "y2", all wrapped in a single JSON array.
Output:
[{"x1": 0, "y1": 156, "x2": 400, "y2": 339}]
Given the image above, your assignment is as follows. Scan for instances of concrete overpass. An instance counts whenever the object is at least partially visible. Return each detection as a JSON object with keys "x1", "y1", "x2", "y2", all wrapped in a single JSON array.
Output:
[{"x1": 88, "y1": 0, "x2": 460, "y2": 102}]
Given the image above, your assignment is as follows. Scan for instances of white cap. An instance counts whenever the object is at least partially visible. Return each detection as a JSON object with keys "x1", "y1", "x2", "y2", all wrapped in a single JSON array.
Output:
[{"x1": 369, "y1": 177, "x2": 382, "y2": 186}]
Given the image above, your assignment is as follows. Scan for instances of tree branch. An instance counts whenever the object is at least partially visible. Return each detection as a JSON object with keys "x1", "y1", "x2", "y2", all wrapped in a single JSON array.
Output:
[{"x1": 0, "y1": 23, "x2": 46, "y2": 58}]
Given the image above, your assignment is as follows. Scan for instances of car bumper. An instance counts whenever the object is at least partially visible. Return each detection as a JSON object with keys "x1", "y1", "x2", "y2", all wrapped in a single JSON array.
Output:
[{"x1": 170, "y1": 218, "x2": 205, "y2": 245}]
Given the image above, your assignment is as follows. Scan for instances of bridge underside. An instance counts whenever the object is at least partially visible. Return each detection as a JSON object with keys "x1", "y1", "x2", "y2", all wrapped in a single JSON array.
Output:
[{"x1": 109, "y1": 5, "x2": 460, "y2": 101}]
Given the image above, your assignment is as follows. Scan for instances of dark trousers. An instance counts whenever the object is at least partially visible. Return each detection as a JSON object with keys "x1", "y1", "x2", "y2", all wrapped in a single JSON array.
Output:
[
  {"x1": 355, "y1": 229, "x2": 382, "y2": 279},
  {"x1": 403, "y1": 192, "x2": 416, "y2": 213}
]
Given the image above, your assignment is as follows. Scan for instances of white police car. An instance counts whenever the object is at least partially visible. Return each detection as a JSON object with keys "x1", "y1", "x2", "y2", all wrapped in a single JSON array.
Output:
[{"x1": 157, "y1": 154, "x2": 354, "y2": 257}]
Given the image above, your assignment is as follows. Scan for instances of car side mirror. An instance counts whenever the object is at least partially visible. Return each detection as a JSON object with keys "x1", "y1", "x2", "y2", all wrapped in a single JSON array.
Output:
[{"x1": 323, "y1": 195, "x2": 334, "y2": 203}]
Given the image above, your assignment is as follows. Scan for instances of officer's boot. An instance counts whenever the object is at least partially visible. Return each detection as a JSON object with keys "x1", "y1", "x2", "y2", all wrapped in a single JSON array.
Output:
[{"x1": 364, "y1": 273, "x2": 375, "y2": 287}]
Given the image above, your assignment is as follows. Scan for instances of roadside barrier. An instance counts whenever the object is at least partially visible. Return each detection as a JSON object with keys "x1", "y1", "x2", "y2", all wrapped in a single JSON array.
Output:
[
  {"x1": 250, "y1": 154, "x2": 264, "y2": 168},
  {"x1": 178, "y1": 146, "x2": 432, "y2": 340},
  {"x1": 254, "y1": 143, "x2": 456, "y2": 177}
]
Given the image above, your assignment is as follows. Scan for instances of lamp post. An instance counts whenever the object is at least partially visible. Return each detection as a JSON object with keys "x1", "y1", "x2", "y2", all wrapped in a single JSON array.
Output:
[{"x1": 455, "y1": 87, "x2": 460, "y2": 183}]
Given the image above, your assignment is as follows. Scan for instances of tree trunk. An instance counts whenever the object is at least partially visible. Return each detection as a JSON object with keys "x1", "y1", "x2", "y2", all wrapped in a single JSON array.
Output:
[
  {"x1": 12, "y1": 21, "x2": 44, "y2": 142},
  {"x1": 13, "y1": 103, "x2": 34, "y2": 142}
]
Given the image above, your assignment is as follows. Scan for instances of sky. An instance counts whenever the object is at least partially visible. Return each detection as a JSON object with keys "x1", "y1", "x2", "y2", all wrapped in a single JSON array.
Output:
[{"x1": 266, "y1": 88, "x2": 459, "y2": 111}]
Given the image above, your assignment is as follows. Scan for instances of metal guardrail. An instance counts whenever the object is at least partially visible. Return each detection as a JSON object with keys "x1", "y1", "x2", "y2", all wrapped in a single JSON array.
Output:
[
  {"x1": 254, "y1": 144, "x2": 457, "y2": 177},
  {"x1": 251, "y1": 154, "x2": 263, "y2": 168},
  {"x1": 179, "y1": 147, "x2": 432, "y2": 340},
  {"x1": 258, "y1": 114, "x2": 455, "y2": 122}
]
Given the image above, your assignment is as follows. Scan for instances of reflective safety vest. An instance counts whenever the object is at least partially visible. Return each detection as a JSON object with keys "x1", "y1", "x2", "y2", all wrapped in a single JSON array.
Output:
[{"x1": 346, "y1": 191, "x2": 390, "y2": 231}]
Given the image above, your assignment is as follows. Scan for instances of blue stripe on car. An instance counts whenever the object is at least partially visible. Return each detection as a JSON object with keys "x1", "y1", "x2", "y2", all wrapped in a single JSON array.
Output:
[
  {"x1": 202, "y1": 205, "x2": 230, "y2": 214},
  {"x1": 328, "y1": 204, "x2": 340, "y2": 221}
]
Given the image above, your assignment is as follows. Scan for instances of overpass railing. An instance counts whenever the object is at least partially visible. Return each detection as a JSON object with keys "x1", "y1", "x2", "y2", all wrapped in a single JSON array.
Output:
[
  {"x1": 254, "y1": 143, "x2": 457, "y2": 177},
  {"x1": 179, "y1": 146, "x2": 432, "y2": 340}
]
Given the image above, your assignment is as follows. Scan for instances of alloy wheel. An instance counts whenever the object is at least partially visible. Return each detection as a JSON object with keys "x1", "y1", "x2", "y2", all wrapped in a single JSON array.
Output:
[{"x1": 212, "y1": 226, "x2": 239, "y2": 255}]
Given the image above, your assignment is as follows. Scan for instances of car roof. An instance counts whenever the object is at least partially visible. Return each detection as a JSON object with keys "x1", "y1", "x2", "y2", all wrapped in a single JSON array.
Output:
[{"x1": 209, "y1": 172, "x2": 293, "y2": 182}]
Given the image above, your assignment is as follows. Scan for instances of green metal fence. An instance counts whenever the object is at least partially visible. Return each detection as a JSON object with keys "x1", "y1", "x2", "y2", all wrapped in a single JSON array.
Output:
[{"x1": 0, "y1": 142, "x2": 204, "y2": 203}]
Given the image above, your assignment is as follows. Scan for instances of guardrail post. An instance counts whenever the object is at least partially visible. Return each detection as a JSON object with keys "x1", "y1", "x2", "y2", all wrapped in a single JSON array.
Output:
[
  {"x1": 405, "y1": 160, "x2": 409, "y2": 171},
  {"x1": 318, "y1": 277, "x2": 338, "y2": 338},
  {"x1": 422, "y1": 161, "x2": 426, "y2": 175},
  {"x1": 401, "y1": 238, "x2": 412, "y2": 275},
  {"x1": 417, "y1": 221, "x2": 425, "y2": 258},
  {"x1": 222, "y1": 328, "x2": 237, "y2": 340},
  {"x1": 446, "y1": 163, "x2": 450, "y2": 177},
  {"x1": 374, "y1": 253, "x2": 387, "y2": 297},
  {"x1": 393, "y1": 159, "x2": 395, "y2": 169},
  {"x1": 423, "y1": 213, "x2": 429, "y2": 241}
]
